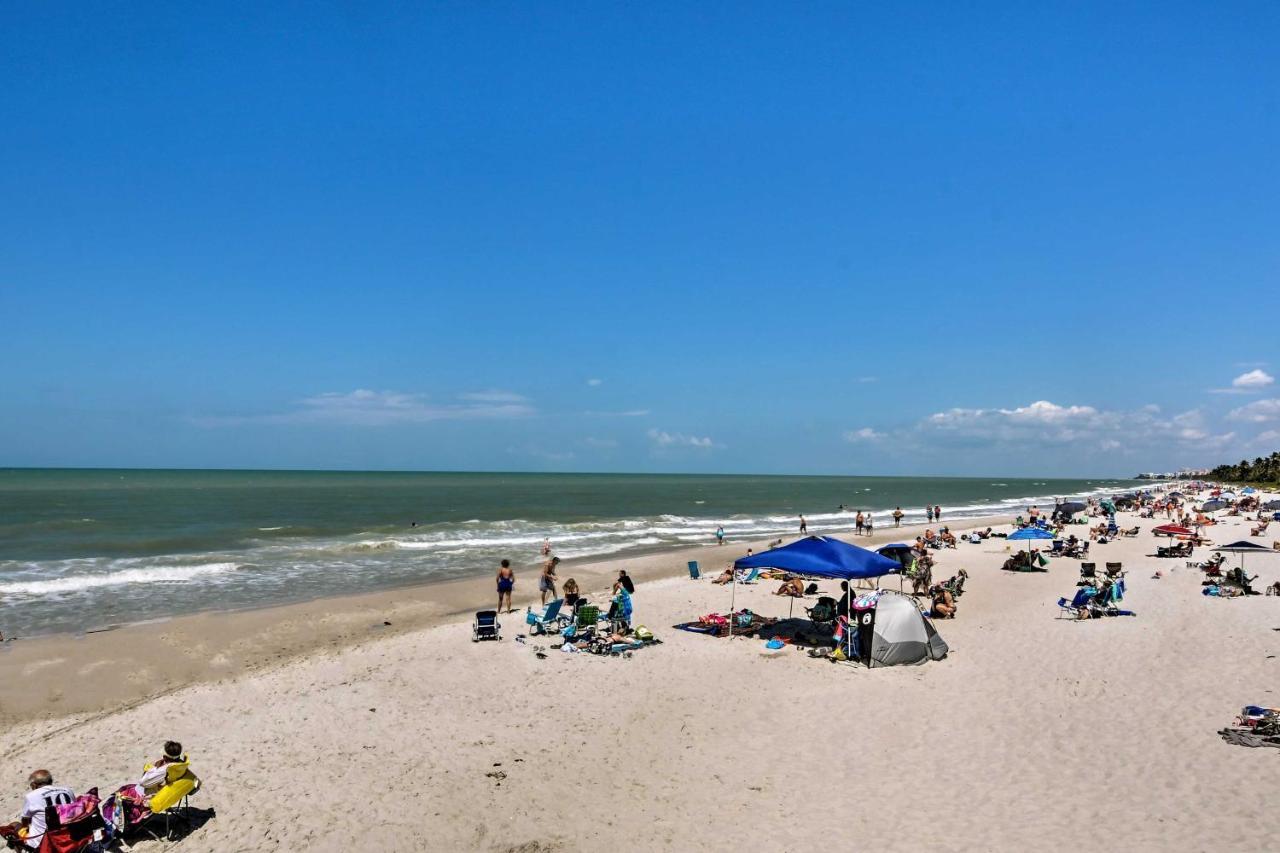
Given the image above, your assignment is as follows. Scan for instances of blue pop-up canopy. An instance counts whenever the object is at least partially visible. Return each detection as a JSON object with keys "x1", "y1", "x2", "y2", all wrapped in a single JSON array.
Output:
[
  {"x1": 733, "y1": 535, "x2": 900, "y2": 580},
  {"x1": 1008, "y1": 527, "x2": 1055, "y2": 541}
]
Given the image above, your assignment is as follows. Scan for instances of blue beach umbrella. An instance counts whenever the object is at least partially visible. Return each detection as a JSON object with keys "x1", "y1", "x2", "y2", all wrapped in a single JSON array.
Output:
[
  {"x1": 1008, "y1": 525, "x2": 1055, "y2": 563},
  {"x1": 1241, "y1": 487, "x2": 1257, "y2": 495}
]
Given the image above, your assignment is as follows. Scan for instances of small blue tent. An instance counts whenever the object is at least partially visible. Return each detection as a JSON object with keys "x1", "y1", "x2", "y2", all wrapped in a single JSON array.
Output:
[{"x1": 733, "y1": 535, "x2": 901, "y2": 580}]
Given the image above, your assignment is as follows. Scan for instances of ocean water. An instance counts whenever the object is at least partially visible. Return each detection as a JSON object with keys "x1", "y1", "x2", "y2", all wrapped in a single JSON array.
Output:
[{"x1": 0, "y1": 469, "x2": 1142, "y2": 637}]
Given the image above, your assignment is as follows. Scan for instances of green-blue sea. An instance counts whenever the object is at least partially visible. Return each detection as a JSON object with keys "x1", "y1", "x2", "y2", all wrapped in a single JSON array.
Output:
[{"x1": 0, "y1": 469, "x2": 1142, "y2": 636}]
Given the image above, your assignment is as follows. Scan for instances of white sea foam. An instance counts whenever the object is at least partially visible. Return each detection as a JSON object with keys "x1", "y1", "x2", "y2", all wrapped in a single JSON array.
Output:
[{"x1": 0, "y1": 562, "x2": 241, "y2": 597}]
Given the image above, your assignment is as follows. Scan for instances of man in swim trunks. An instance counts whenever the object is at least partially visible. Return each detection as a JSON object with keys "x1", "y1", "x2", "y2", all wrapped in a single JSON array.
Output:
[
  {"x1": 540, "y1": 556, "x2": 559, "y2": 605},
  {"x1": 496, "y1": 559, "x2": 515, "y2": 613}
]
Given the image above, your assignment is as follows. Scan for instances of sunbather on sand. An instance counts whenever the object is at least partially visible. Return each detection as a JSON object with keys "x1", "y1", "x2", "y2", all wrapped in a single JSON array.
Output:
[
  {"x1": 713, "y1": 566, "x2": 735, "y2": 585},
  {"x1": 774, "y1": 578, "x2": 805, "y2": 597},
  {"x1": 931, "y1": 587, "x2": 956, "y2": 618}
]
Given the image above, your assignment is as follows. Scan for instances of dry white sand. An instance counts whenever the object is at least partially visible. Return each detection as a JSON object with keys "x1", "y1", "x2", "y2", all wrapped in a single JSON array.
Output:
[{"x1": 2, "y1": 507, "x2": 1279, "y2": 851}]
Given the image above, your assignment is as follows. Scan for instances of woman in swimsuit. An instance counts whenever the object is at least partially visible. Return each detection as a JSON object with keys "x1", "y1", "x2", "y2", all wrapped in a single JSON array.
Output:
[{"x1": 496, "y1": 559, "x2": 515, "y2": 613}]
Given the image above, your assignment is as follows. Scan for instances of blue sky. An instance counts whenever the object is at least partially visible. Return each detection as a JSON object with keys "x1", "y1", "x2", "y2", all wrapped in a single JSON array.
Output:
[{"x1": 3, "y1": 2, "x2": 1278, "y2": 477}]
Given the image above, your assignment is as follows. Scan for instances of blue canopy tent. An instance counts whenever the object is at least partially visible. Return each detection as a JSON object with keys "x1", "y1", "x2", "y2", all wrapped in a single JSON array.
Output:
[
  {"x1": 731, "y1": 536, "x2": 902, "y2": 626},
  {"x1": 734, "y1": 535, "x2": 901, "y2": 579}
]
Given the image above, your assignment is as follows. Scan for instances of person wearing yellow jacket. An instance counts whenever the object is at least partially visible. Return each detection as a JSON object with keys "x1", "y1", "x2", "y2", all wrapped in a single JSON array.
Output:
[{"x1": 138, "y1": 741, "x2": 200, "y2": 813}]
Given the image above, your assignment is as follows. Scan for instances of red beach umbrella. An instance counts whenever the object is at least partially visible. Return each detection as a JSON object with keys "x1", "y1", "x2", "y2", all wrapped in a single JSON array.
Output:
[{"x1": 1152, "y1": 524, "x2": 1194, "y2": 537}]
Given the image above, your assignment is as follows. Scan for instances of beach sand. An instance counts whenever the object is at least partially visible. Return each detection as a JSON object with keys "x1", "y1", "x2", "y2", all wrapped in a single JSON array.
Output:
[{"x1": 2, "y1": 508, "x2": 1278, "y2": 851}]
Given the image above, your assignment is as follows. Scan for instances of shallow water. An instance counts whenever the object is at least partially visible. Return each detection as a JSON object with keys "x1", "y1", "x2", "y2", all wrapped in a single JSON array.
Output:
[{"x1": 0, "y1": 468, "x2": 1141, "y2": 636}]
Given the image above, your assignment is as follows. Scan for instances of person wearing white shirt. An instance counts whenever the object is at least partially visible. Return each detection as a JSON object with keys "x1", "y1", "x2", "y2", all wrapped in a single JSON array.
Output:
[{"x1": 8, "y1": 770, "x2": 75, "y2": 851}]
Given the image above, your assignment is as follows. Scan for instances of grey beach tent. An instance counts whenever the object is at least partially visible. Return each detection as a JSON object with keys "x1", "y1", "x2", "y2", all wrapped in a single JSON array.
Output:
[{"x1": 850, "y1": 591, "x2": 949, "y2": 668}]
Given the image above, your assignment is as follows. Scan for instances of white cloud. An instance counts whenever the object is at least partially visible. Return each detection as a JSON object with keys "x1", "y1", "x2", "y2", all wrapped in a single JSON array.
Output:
[
  {"x1": 584, "y1": 436, "x2": 618, "y2": 448},
  {"x1": 458, "y1": 390, "x2": 529, "y2": 403},
  {"x1": 586, "y1": 378, "x2": 603, "y2": 387},
  {"x1": 647, "y1": 428, "x2": 717, "y2": 449},
  {"x1": 1210, "y1": 369, "x2": 1274, "y2": 394},
  {"x1": 1252, "y1": 429, "x2": 1280, "y2": 446},
  {"x1": 584, "y1": 409, "x2": 650, "y2": 418},
  {"x1": 843, "y1": 427, "x2": 883, "y2": 442},
  {"x1": 193, "y1": 389, "x2": 534, "y2": 427},
  {"x1": 1233, "y1": 369, "x2": 1274, "y2": 389},
  {"x1": 1228, "y1": 398, "x2": 1280, "y2": 423},
  {"x1": 912, "y1": 400, "x2": 1234, "y2": 452}
]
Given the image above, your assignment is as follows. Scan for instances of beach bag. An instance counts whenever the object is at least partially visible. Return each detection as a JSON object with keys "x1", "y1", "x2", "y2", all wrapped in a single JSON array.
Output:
[
  {"x1": 633, "y1": 626, "x2": 654, "y2": 642},
  {"x1": 735, "y1": 610, "x2": 753, "y2": 628}
]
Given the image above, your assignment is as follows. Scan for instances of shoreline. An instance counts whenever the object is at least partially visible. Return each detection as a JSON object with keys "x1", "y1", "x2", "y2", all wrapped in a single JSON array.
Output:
[{"x1": 0, "y1": 513, "x2": 1013, "y2": 727}]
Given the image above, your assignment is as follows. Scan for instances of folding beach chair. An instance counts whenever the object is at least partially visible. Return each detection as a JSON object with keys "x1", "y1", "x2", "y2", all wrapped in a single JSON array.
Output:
[
  {"x1": 1050, "y1": 540, "x2": 1065, "y2": 557},
  {"x1": 737, "y1": 568, "x2": 760, "y2": 584},
  {"x1": 1105, "y1": 562, "x2": 1124, "y2": 578},
  {"x1": 1079, "y1": 562, "x2": 1097, "y2": 583},
  {"x1": 525, "y1": 599, "x2": 568, "y2": 635},
  {"x1": 687, "y1": 560, "x2": 700, "y2": 580},
  {"x1": 472, "y1": 610, "x2": 501, "y2": 641}
]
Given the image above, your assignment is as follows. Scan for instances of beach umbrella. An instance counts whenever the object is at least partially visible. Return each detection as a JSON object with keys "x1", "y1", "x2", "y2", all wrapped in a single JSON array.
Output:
[
  {"x1": 1241, "y1": 487, "x2": 1257, "y2": 495},
  {"x1": 1056, "y1": 501, "x2": 1086, "y2": 518},
  {"x1": 1152, "y1": 524, "x2": 1194, "y2": 537},
  {"x1": 1200, "y1": 499, "x2": 1228, "y2": 512},
  {"x1": 1008, "y1": 525, "x2": 1055, "y2": 564},
  {"x1": 1168, "y1": 492, "x2": 1185, "y2": 499},
  {"x1": 1213, "y1": 540, "x2": 1277, "y2": 576},
  {"x1": 1264, "y1": 500, "x2": 1280, "y2": 511}
]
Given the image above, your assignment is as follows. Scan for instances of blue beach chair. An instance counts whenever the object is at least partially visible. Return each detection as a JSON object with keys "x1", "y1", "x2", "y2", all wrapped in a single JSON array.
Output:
[
  {"x1": 737, "y1": 568, "x2": 760, "y2": 584},
  {"x1": 526, "y1": 598, "x2": 568, "y2": 635},
  {"x1": 688, "y1": 560, "x2": 700, "y2": 579}
]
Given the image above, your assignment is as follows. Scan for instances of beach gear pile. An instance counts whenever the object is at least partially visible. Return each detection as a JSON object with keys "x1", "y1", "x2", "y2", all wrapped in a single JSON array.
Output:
[
  {"x1": 674, "y1": 609, "x2": 778, "y2": 638},
  {"x1": 1219, "y1": 706, "x2": 1280, "y2": 750}
]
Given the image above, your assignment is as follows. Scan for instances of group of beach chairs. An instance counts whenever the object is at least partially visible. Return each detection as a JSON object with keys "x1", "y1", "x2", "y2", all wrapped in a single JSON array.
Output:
[
  {"x1": 1157, "y1": 540, "x2": 1195, "y2": 559},
  {"x1": 1057, "y1": 576, "x2": 1134, "y2": 619},
  {"x1": 474, "y1": 595, "x2": 657, "y2": 656}
]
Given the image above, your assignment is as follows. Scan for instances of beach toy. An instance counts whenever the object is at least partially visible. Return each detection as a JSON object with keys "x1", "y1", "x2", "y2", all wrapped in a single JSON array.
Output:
[{"x1": 761, "y1": 638, "x2": 786, "y2": 656}]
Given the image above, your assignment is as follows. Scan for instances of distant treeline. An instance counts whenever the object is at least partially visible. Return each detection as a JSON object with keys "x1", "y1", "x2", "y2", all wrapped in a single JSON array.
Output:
[{"x1": 1207, "y1": 451, "x2": 1280, "y2": 486}]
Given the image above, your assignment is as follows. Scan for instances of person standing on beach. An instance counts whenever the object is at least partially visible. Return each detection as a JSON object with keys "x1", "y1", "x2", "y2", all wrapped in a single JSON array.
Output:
[
  {"x1": 934, "y1": 505, "x2": 942, "y2": 522},
  {"x1": 540, "y1": 556, "x2": 560, "y2": 605},
  {"x1": 865, "y1": 514, "x2": 874, "y2": 535},
  {"x1": 716, "y1": 525, "x2": 725, "y2": 545},
  {"x1": 541, "y1": 538, "x2": 551, "y2": 557},
  {"x1": 799, "y1": 515, "x2": 808, "y2": 535},
  {"x1": 855, "y1": 511, "x2": 864, "y2": 535},
  {"x1": 893, "y1": 507, "x2": 904, "y2": 527},
  {"x1": 926, "y1": 506, "x2": 934, "y2": 523},
  {"x1": 496, "y1": 559, "x2": 515, "y2": 613}
]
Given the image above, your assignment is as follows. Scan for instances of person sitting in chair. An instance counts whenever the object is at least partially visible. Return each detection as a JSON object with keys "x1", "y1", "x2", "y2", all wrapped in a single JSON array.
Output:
[
  {"x1": 4, "y1": 770, "x2": 75, "y2": 851},
  {"x1": 137, "y1": 741, "x2": 199, "y2": 814}
]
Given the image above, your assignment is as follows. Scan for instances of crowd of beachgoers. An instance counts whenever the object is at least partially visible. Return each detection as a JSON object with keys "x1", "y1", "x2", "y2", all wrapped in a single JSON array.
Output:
[{"x1": 5, "y1": 481, "x2": 1279, "y2": 851}]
